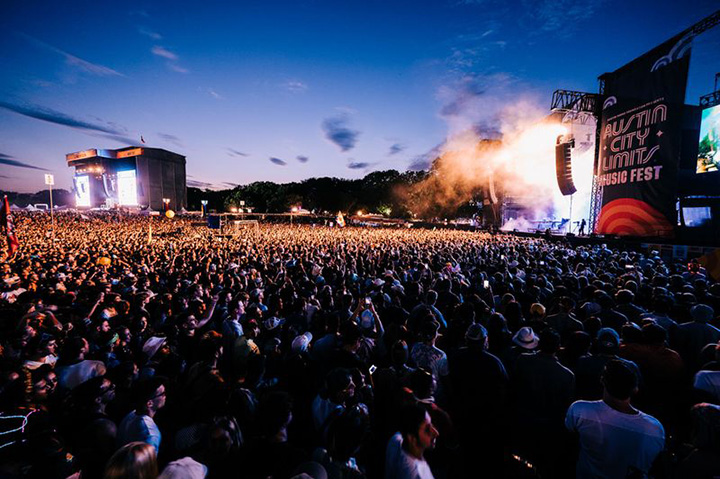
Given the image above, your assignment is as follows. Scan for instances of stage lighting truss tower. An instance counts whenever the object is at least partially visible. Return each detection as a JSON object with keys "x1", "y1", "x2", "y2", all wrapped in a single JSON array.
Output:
[{"x1": 550, "y1": 89, "x2": 603, "y2": 228}]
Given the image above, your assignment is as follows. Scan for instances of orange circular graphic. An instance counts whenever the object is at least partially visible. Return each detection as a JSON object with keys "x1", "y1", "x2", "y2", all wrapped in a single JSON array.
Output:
[{"x1": 597, "y1": 198, "x2": 674, "y2": 236}]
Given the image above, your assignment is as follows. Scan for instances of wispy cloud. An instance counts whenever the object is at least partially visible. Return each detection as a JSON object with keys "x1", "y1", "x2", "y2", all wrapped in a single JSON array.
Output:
[
  {"x1": 296, "y1": 155, "x2": 309, "y2": 163},
  {"x1": 151, "y1": 46, "x2": 178, "y2": 60},
  {"x1": 322, "y1": 114, "x2": 360, "y2": 152},
  {"x1": 187, "y1": 178, "x2": 217, "y2": 189},
  {"x1": 168, "y1": 64, "x2": 189, "y2": 73},
  {"x1": 129, "y1": 9, "x2": 150, "y2": 18},
  {"x1": 388, "y1": 143, "x2": 405, "y2": 156},
  {"x1": 408, "y1": 144, "x2": 443, "y2": 171},
  {"x1": 0, "y1": 152, "x2": 49, "y2": 171},
  {"x1": 222, "y1": 182, "x2": 239, "y2": 188},
  {"x1": 138, "y1": 27, "x2": 162, "y2": 40},
  {"x1": 439, "y1": 74, "x2": 489, "y2": 118},
  {"x1": 522, "y1": 0, "x2": 605, "y2": 35},
  {"x1": 347, "y1": 160, "x2": 375, "y2": 170},
  {"x1": 158, "y1": 133, "x2": 184, "y2": 148},
  {"x1": 269, "y1": 157, "x2": 288, "y2": 166},
  {"x1": 151, "y1": 45, "x2": 188, "y2": 73},
  {"x1": 437, "y1": 72, "x2": 515, "y2": 134},
  {"x1": 227, "y1": 148, "x2": 249, "y2": 157},
  {"x1": 0, "y1": 100, "x2": 132, "y2": 140},
  {"x1": 20, "y1": 33, "x2": 124, "y2": 77},
  {"x1": 284, "y1": 80, "x2": 308, "y2": 93},
  {"x1": 208, "y1": 88, "x2": 223, "y2": 100}
]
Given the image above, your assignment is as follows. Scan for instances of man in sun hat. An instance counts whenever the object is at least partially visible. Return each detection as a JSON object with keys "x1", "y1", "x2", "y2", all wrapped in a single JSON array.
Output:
[
  {"x1": 504, "y1": 326, "x2": 539, "y2": 371},
  {"x1": 512, "y1": 326, "x2": 539, "y2": 350},
  {"x1": 512, "y1": 328, "x2": 575, "y2": 477}
]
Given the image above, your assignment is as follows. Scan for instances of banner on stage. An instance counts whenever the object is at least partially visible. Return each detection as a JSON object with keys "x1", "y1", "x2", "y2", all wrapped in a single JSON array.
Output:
[{"x1": 596, "y1": 31, "x2": 693, "y2": 237}]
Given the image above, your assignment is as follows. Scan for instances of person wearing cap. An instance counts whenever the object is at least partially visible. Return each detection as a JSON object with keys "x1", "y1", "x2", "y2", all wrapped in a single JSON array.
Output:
[
  {"x1": 566, "y1": 360, "x2": 665, "y2": 479},
  {"x1": 674, "y1": 304, "x2": 720, "y2": 372},
  {"x1": 575, "y1": 328, "x2": 641, "y2": 400},
  {"x1": 448, "y1": 323, "x2": 508, "y2": 478},
  {"x1": 511, "y1": 328, "x2": 575, "y2": 478},
  {"x1": 410, "y1": 320, "x2": 448, "y2": 383}
]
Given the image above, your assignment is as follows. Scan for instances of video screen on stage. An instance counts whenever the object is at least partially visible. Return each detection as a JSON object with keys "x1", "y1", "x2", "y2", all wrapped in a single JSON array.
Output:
[
  {"x1": 117, "y1": 169, "x2": 139, "y2": 206},
  {"x1": 683, "y1": 206, "x2": 712, "y2": 227},
  {"x1": 697, "y1": 104, "x2": 720, "y2": 173},
  {"x1": 74, "y1": 175, "x2": 91, "y2": 207}
]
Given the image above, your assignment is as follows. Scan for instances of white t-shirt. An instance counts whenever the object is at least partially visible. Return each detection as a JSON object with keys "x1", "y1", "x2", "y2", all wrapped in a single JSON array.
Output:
[
  {"x1": 694, "y1": 370, "x2": 720, "y2": 402},
  {"x1": 566, "y1": 400, "x2": 664, "y2": 479},
  {"x1": 385, "y1": 432, "x2": 435, "y2": 479}
]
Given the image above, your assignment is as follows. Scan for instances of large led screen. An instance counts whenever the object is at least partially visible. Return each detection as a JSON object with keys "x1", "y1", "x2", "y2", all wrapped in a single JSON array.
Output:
[
  {"x1": 682, "y1": 206, "x2": 712, "y2": 227},
  {"x1": 117, "y1": 169, "x2": 138, "y2": 206},
  {"x1": 697, "y1": 104, "x2": 720, "y2": 173},
  {"x1": 74, "y1": 175, "x2": 91, "y2": 207}
]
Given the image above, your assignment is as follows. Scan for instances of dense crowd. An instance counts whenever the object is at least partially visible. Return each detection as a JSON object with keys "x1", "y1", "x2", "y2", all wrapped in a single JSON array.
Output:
[{"x1": 1, "y1": 211, "x2": 719, "y2": 479}]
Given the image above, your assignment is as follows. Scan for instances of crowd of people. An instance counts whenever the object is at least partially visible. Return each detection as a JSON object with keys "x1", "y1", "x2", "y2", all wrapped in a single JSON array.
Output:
[{"x1": 1, "y1": 210, "x2": 719, "y2": 479}]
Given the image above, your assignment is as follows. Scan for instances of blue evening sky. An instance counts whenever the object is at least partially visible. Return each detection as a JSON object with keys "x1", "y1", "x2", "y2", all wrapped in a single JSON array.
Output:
[{"x1": 1, "y1": 0, "x2": 718, "y2": 192}]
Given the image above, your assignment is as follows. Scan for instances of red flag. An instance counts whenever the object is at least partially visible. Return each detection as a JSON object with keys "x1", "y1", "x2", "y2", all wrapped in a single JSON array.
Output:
[{"x1": 1, "y1": 196, "x2": 19, "y2": 257}]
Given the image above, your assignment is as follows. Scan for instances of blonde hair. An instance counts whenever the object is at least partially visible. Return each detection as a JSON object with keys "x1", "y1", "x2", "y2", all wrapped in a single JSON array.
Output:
[{"x1": 103, "y1": 442, "x2": 158, "y2": 479}]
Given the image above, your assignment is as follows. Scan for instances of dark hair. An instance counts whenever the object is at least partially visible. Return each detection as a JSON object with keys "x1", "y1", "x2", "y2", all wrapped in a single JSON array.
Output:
[
  {"x1": 642, "y1": 323, "x2": 667, "y2": 345},
  {"x1": 198, "y1": 331, "x2": 223, "y2": 361},
  {"x1": 325, "y1": 368, "x2": 352, "y2": 396},
  {"x1": 420, "y1": 321, "x2": 440, "y2": 342},
  {"x1": 390, "y1": 340, "x2": 409, "y2": 367},
  {"x1": 602, "y1": 360, "x2": 638, "y2": 400},
  {"x1": 621, "y1": 324, "x2": 642, "y2": 344},
  {"x1": 398, "y1": 402, "x2": 428, "y2": 439},
  {"x1": 538, "y1": 328, "x2": 561, "y2": 354},
  {"x1": 257, "y1": 391, "x2": 293, "y2": 436},
  {"x1": 409, "y1": 369, "x2": 434, "y2": 400},
  {"x1": 339, "y1": 321, "x2": 362, "y2": 346},
  {"x1": 133, "y1": 377, "x2": 166, "y2": 408}
]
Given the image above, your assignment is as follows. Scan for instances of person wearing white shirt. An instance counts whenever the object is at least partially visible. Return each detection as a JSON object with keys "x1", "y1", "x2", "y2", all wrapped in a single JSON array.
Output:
[
  {"x1": 385, "y1": 403, "x2": 439, "y2": 479},
  {"x1": 566, "y1": 359, "x2": 664, "y2": 479}
]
